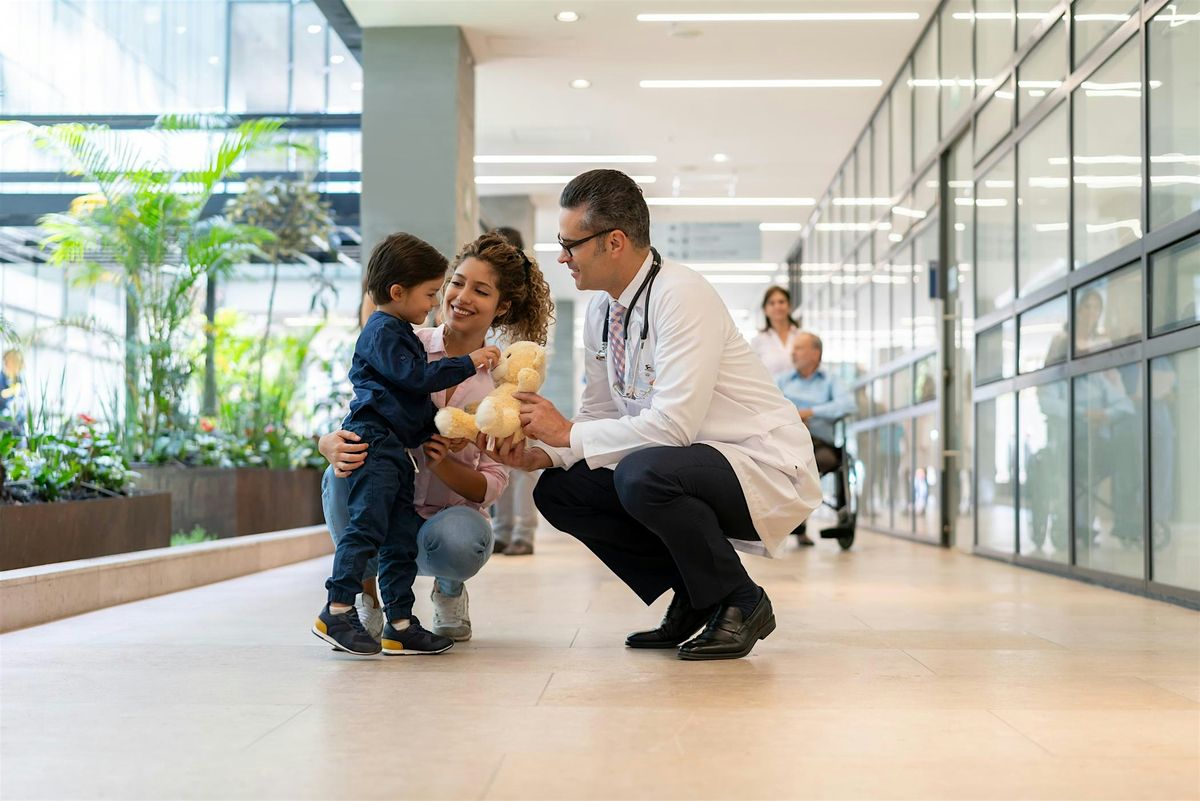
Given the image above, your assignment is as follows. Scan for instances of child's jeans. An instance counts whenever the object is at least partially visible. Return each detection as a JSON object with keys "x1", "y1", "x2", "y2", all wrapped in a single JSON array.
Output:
[{"x1": 325, "y1": 421, "x2": 423, "y2": 621}]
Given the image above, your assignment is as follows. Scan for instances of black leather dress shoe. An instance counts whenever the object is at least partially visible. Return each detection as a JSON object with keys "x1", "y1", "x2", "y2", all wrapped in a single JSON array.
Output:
[
  {"x1": 677, "y1": 591, "x2": 776, "y2": 661},
  {"x1": 625, "y1": 593, "x2": 718, "y2": 649}
]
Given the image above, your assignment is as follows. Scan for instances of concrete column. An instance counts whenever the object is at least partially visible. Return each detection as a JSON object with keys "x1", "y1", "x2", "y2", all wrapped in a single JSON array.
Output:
[{"x1": 361, "y1": 26, "x2": 476, "y2": 262}]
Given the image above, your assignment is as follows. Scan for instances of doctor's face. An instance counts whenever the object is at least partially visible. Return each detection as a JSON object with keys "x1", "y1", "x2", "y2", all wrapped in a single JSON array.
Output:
[{"x1": 558, "y1": 206, "x2": 614, "y2": 293}]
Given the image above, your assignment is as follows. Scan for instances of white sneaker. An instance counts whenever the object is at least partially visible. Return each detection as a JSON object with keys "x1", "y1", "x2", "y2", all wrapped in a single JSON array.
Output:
[
  {"x1": 356, "y1": 593, "x2": 384, "y2": 642},
  {"x1": 430, "y1": 584, "x2": 472, "y2": 642}
]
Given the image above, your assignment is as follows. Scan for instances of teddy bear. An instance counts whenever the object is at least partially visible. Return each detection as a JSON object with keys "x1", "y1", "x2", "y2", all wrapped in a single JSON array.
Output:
[{"x1": 434, "y1": 340, "x2": 548, "y2": 442}]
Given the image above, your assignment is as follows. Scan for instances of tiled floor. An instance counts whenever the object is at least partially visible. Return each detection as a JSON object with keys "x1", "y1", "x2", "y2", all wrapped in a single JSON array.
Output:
[{"x1": 2, "y1": 527, "x2": 1197, "y2": 800}]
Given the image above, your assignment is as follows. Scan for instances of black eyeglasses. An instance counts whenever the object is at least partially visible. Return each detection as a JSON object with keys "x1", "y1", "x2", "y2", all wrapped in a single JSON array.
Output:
[{"x1": 556, "y1": 227, "x2": 619, "y2": 258}]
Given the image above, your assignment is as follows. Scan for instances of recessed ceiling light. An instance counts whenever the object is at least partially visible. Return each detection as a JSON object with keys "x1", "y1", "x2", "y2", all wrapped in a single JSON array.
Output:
[
  {"x1": 646, "y1": 197, "x2": 814, "y2": 207},
  {"x1": 176, "y1": 25, "x2": 187, "y2": 34},
  {"x1": 712, "y1": 153, "x2": 729, "y2": 163},
  {"x1": 330, "y1": 55, "x2": 345, "y2": 65},
  {"x1": 476, "y1": 175, "x2": 656, "y2": 185},
  {"x1": 475, "y1": 155, "x2": 657, "y2": 164},
  {"x1": 637, "y1": 12, "x2": 920, "y2": 22},
  {"x1": 759, "y1": 222, "x2": 804, "y2": 232},
  {"x1": 207, "y1": 56, "x2": 220, "y2": 65},
  {"x1": 307, "y1": 24, "x2": 323, "y2": 34},
  {"x1": 570, "y1": 78, "x2": 591, "y2": 89},
  {"x1": 555, "y1": 11, "x2": 580, "y2": 23},
  {"x1": 640, "y1": 79, "x2": 882, "y2": 89}
]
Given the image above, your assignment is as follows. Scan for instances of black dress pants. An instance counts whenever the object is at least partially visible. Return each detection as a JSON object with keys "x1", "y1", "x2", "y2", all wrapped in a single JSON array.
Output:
[{"x1": 532, "y1": 444, "x2": 759, "y2": 610}]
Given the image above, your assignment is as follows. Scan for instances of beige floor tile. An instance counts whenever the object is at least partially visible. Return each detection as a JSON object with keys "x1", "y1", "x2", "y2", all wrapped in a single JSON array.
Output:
[
  {"x1": 992, "y1": 709, "x2": 1200, "y2": 758},
  {"x1": 906, "y1": 648, "x2": 1200, "y2": 678}
]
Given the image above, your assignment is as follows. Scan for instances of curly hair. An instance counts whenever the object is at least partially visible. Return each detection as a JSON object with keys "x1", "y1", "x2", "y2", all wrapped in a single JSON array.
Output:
[{"x1": 450, "y1": 232, "x2": 555, "y2": 346}]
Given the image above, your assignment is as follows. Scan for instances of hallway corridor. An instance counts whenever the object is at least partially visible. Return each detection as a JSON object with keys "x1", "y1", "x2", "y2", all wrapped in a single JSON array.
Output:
[{"x1": 2, "y1": 528, "x2": 1197, "y2": 800}]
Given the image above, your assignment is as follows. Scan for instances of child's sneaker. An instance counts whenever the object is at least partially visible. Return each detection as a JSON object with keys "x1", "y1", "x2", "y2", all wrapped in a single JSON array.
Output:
[
  {"x1": 313, "y1": 603, "x2": 381, "y2": 655},
  {"x1": 357, "y1": 593, "x2": 384, "y2": 641},
  {"x1": 381, "y1": 616, "x2": 454, "y2": 655}
]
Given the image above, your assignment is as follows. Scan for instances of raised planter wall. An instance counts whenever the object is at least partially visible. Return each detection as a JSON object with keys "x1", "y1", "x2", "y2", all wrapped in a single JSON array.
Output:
[
  {"x1": 0, "y1": 492, "x2": 171, "y2": 571},
  {"x1": 132, "y1": 466, "x2": 324, "y2": 538}
]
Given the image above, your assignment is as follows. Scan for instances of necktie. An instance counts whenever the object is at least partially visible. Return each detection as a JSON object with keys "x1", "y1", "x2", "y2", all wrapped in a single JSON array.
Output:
[{"x1": 608, "y1": 301, "x2": 627, "y2": 389}]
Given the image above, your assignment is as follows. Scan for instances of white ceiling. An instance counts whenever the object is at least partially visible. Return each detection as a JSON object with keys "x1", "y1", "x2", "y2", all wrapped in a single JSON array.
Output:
[{"x1": 344, "y1": 0, "x2": 936, "y2": 324}]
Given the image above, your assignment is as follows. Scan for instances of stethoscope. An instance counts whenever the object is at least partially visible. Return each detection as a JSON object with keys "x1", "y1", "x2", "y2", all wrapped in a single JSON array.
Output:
[{"x1": 595, "y1": 248, "x2": 661, "y2": 400}]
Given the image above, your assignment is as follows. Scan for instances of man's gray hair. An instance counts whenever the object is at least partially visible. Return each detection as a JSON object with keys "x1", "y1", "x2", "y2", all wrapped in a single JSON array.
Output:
[
  {"x1": 799, "y1": 331, "x2": 823, "y2": 358},
  {"x1": 559, "y1": 169, "x2": 651, "y2": 249}
]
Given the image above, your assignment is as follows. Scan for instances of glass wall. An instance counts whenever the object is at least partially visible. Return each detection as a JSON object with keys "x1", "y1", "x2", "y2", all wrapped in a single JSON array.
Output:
[
  {"x1": 0, "y1": 0, "x2": 362, "y2": 115},
  {"x1": 797, "y1": 0, "x2": 1200, "y2": 605}
]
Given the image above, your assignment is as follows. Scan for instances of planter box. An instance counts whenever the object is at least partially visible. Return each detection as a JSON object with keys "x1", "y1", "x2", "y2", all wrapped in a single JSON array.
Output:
[
  {"x1": 132, "y1": 465, "x2": 324, "y2": 538},
  {"x1": 0, "y1": 492, "x2": 171, "y2": 571},
  {"x1": 133, "y1": 465, "x2": 239, "y2": 538},
  {"x1": 234, "y1": 468, "x2": 323, "y2": 536}
]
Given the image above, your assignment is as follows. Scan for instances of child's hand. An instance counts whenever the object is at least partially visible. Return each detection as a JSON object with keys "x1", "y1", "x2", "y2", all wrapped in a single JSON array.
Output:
[
  {"x1": 443, "y1": 436, "x2": 471, "y2": 454},
  {"x1": 470, "y1": 345, "x2": 502, "y2": 371},
  {"x1": 422, "y1": 435, "x2": 452, "y2": 468}
]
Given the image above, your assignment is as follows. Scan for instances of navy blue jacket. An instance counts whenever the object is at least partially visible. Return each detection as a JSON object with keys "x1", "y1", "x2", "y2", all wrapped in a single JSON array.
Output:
[{"x1": 344, "y1": 311, "x2": 476, "y2": 447}]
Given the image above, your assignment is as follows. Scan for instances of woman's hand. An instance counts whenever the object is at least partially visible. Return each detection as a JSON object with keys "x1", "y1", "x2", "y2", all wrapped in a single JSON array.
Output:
[
  {"x1": 476, "y1": 433, "x2": 553, "y2": 472},
  {"x1": 422, "y1": 435, "x2": 454, "y2": 469},
  {"x1": 319, "y1": 430, "x2": 369, "y2": 478}
]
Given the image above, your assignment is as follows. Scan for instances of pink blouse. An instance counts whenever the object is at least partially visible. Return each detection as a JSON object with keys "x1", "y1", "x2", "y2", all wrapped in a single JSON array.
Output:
[{"x1": 412, "y1": 325, "x2": 510, "y2": 520}]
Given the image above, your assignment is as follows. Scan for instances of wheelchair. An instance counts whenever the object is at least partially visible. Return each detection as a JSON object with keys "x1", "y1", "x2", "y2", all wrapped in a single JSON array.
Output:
[{"x1": 793, "y1": 416, "x2": 857, "y2": 551}]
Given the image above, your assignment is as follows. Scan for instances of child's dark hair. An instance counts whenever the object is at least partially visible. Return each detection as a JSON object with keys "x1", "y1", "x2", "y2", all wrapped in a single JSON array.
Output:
[
  {"x1": 365, "y1": 233, "x2": 448, "y2": 304},
  {"x1": 451, "y1": 232, "x2": 555, "y2": 345}
]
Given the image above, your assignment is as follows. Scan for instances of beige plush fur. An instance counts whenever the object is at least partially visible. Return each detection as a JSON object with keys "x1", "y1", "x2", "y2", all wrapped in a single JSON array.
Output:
[{"x1": 434, "y1": 341, "x2": 548, "y2": 442}]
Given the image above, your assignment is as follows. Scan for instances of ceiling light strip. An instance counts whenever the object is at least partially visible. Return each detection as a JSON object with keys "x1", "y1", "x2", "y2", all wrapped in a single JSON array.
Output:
[
  {"x1": 474, "y1": 155, "x2": 657, "y2": 164},
  {"x1": 636, "y1": 13, "x2": 920, "y2": 22},
  {"x1": 640, "y1": 79, "x2": 882, "y2": 89}
]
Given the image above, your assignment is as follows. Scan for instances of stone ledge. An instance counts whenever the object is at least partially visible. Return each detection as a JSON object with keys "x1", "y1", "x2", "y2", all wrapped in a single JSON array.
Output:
[{"x1": 0, "y1": 525, "x2": 333, "y2": 633}]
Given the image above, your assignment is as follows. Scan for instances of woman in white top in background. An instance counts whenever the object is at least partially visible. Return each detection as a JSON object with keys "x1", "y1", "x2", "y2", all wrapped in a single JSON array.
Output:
[{"x1": 749, "y1": 286, "x2": 802, "y2": 379}]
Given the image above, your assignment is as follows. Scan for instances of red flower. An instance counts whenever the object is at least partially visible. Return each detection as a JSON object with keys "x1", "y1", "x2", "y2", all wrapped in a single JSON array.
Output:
[
  {"x1": 264, "y1": 425, "x2": 277, "y2": 435},
  {"x1": 199, "y1": 418, "x2": 216, "y2": 433},
  {"x1": 78, "y1": 414, "x2": 96, "y2": 425}
]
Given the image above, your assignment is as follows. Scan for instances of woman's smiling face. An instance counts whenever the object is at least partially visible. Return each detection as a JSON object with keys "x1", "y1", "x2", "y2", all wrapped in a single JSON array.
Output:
[{"x1": 443, "y1": 256, "x2": 510, "y2": 334}]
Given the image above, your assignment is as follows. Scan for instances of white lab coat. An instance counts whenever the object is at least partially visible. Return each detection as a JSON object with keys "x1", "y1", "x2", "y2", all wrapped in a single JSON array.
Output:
[
  {"x1": 542, "y1": 252, "x2": 822, "y2": 557},
  {"x1": 750, "y1": 327, "x2": 803, "y2": 380}
]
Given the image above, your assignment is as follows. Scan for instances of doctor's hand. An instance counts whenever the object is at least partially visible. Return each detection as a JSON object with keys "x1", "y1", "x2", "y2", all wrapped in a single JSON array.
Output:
[
  {"x1": 514, "y1": 392, "x2": 573, "y2": 447},
  {"x1": 476, "y1": 433, "x2": 553, "y2": 472}
]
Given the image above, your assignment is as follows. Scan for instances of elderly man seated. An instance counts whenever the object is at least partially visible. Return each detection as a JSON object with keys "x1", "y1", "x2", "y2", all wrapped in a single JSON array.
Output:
[{"x1": 776, "y1": 332, "x2": 856, "y2": 545}]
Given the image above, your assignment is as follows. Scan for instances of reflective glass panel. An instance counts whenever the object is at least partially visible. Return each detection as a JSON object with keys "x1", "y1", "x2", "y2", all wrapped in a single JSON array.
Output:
[
  {"x1": 976, "y1": 77, "x2": 1016, "y2": 160},
  {"x1": 892, "y1": 63, "x2": 914, "y2": 193},
  {"x1": 913, "y1": 219, "x2": 938, "y2": 350},
  {"x1": 1073, "y1": 37, "x2": 1143, "y2": 267},
  {"x1": 891, "y1": 253, "x2": 914, "y2": 357},
  {"x1": 228, "y1": 2, "x2": 290, "y2": 112},
  {"x1": 914, "y1": 414, "x2": 941, "y2": 539},
  {"x1": 941, "y1": 0, "x2": 975, "y2": 132},
  {"x1": 872, "y1": 270, "x2": 892, "y2": 368},
  {"x1": 1075, "y1": 263, "x2": 1143, "y2": 354},
  {"x1": 976, "y1": 152, "x2": 1016, "y2": 315},
  {"x1": 327, "y1": 33, "x2": 364, "y2": 113},
  {"x1": 1018, "y1": 102, "x2": 1070, "y2": 294},
  {"x1": 1151, "y1": 348, "x2": 1200, "y2": 590},
  {"x1": 893, "y1": 365, "x2": 913, "y2": 410},
  {"x1": 915, "y1": 354, "x2": 938, "y2": 403},
  {"x1": 976, "y1": 0, "x2": 1016, "y2": 90},
  {"x1": 1017, "y1": 15, "x2": 1067, "y2": 120},
  {"x1": 872, "y1": 101, "x2": 891, "y2": 204},
  {"x1": 1074, "y1": 0, "x2": 1138, "y2": 65},
  {"x1": 1019, "y1": 381, "x2": 1070, "y2": 562},
  {"x1": 1018, "y1": 0, "x2": 1059, "y2": 46},
  {"x1": 1151, "y1": 234, "x2": 1200, "y2": 335},
  {"x1": 978, "y1": 319, "x2": 1017, "y2": 383},
  {"x1": 1019, "y1": 295, "x2": 1069, "y2": 373},
  {"x1": 292, "y1": 2, "x2": 329, "y2": 113},
  {"x1": 977, "y1": 393, "x2": 1017, "y2": 552},
  {"x1": 1148, "y1": 1, "x2": 1200, "y2": 229},
  {"x1": 1074, "y1": 364, "x2": 1145, "y2": 578},
  {"x1": 913, "y1": 22, "x2": 940, "y2": 167},
  {"x1": 893, "y1": 418, "x2": 915, "y2": 533}
]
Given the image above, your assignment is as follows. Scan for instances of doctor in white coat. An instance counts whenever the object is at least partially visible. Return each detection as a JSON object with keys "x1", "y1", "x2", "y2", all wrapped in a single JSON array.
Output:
[{"x1": 482, "y1": 170, "x2": 822, "y2": 661}]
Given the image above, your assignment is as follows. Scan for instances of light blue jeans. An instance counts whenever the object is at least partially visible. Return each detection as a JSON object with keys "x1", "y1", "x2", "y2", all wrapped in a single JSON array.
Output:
[{"x1": 322, "y1": 466, "x2": 493, "y2": 597}]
